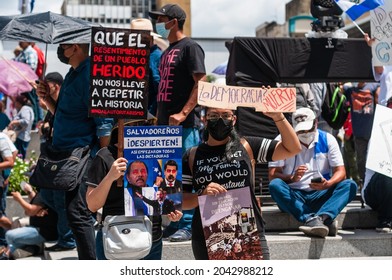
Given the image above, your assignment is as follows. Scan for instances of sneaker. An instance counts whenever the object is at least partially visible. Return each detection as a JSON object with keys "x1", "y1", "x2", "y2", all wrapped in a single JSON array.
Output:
[
  {"x1": 162, "y1": 226, "x2": 178, "y2": 239},
  {"x1": 299, "y1": 216, "x2": 329, "y2": 238},
  {"x1": 375, "y1": 220, "x2": 392, "y2": 233},
  {"x1": 168, "y1": 229, "x2": 192, "y2": 242},
  {"x1": 327, "y1": 220, "x2": 338, "y2": 237},
  {"x1": 11, "y1": 245, "x2": 41, "y2": 259}
]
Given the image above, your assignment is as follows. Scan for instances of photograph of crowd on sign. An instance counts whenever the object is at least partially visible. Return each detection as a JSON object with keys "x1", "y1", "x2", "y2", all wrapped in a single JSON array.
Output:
[
  {"x1": 198, "y1": 187, "x2": 263, "y2": 260},
  {"x1": 123, "y1": 125, "x2": 183, "y2": 216}
]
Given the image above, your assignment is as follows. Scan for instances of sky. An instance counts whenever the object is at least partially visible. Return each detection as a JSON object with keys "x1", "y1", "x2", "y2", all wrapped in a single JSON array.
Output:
[{"x1": 0, "y1": 0, "x2": 291, "y2": 38}]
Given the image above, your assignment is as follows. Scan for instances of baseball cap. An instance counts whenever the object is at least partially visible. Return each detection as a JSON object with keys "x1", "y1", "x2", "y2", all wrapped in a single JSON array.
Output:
[
  {"x1": 45, "y1": 72, "x2": 64, "y2": 86},
  {"x1": 131, "y1": 18, "x2": 161, "y2": 38},
  {"x1": 149, "y1": 4, "x2": 186, "y2": 22},
  {"x1": 292, "y1": 107, "x2": 316, "y2": 132}
]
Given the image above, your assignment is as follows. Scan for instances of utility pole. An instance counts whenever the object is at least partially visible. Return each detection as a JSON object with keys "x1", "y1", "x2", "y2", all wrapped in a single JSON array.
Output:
[{"x1": 21, "y1": 0, "x2": 28, "y2": 14}]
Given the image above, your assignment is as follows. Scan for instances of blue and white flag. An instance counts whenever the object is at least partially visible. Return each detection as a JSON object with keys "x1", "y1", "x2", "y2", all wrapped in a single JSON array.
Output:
[{"x1": 335, "y1": 0, "x2": 384, "y2": 21}]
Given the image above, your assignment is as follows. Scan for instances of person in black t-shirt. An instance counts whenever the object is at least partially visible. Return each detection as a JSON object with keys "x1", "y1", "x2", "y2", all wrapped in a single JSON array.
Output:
[
  {"x1": 149, "y1": 2, "x2": 207, "y2": 243},
  {"x1": 86, "y1": 122, "x2": 182, "y2": 260},
  {"x1": 182, "y1": 107, "x2": 301, "y2": 260}
]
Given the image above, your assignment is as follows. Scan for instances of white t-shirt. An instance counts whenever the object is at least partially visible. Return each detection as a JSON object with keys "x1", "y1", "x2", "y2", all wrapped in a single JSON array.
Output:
[
  {"x1": 269, "y1": 130, "x2": 344, "y2": 191},
  {"x1": 373, "y1": 65, "x2": 392, "y2": 106}
]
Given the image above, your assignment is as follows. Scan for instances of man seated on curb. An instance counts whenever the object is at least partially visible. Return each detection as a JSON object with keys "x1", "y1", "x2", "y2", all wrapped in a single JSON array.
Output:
[
  {"x1": 268, "y1": 107, "x2": 357, "y2": 238},
  {"x1": 362, "y1": 169, "x2": 392, "y2": 233}
]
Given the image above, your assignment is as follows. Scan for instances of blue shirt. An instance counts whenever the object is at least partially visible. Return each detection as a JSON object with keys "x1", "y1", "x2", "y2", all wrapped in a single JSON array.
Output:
[{"x1": 53, "y1": 58, "x2": 112, "y2": 151}]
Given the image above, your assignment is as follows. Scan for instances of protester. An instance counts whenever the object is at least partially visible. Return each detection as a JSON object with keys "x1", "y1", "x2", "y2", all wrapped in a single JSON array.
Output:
[
  {"x1": 344, "y1": 82, "x2": 379, "y2": 183},
  {"x1": 362, "y1": 169, "x2": 392, "y2": 233},
  {"x1": 149, "y1": 3, "x2": 207, "y2": 242},
  {"x1": 0, "y1": 133, "x2": 15, "y2": 248},
  {"x1": 0, "y1": 188, "x2": 57, "y2": 260},
  {"x1": 268, "y1": 108, "x2": 357, "y2": 238},
  {"x1": 36, "y1": 72, "x2": 76, "y2": 252},
  {"x1": 8, "y1": 94, "x2": 34, "y2": 159},
  {"x1": 31, "y1": 43, "x2": 46, "y2": 79},
  {"x1": 86, "y1": 122, "x2": 182, "y2": 260},
  {"x1": 182, "y1": 106, "x2": 301, "y2": 260},
  {"x1": 36, "y1": 43, "x2": 113, "y2": 260},
  {"x1": 14, "y1": 41, "x2": 42, "y2": 131},
  {"x1": 130, "y1": 18, "x2": 162, "y2": 116}
]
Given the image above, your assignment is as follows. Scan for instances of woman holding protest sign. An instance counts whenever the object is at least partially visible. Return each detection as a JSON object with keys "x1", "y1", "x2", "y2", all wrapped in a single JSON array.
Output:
[{"x1": 181, "y1": 106, "x2": 301, "y2": 260}]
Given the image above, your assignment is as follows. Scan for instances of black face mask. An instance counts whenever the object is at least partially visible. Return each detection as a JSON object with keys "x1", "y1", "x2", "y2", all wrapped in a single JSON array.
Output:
[
  {"x1": 57, "y1": 46, "x2": 70, "y2": 64},
  {"x1": 207, "y1": 118, "x2": 233, "y2": 141}
]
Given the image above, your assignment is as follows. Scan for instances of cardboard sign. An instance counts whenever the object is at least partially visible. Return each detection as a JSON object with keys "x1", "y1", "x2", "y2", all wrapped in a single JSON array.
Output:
[
  {"x1": 371, "y1": 3, "x2": 392, "y2": 66},
  {"x1": 366, "y1": 105, "x2": 392, "y2": 178},
  {"x1": 89, "y1": 27, "x2": 150, "y2": 118},
  {"x1": 197, "y1": 81, "x2": 296, "y2": 112}
]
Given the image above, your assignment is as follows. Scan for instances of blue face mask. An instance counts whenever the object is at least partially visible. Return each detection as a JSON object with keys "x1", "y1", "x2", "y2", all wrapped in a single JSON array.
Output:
[{"x1": 156, "y1": 22, "x2": 172, "y2": 39}]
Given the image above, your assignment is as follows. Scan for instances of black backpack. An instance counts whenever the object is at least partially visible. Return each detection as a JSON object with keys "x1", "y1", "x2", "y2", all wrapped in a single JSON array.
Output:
[{"x1": 321, "y1": 83, "x2": 349, "y2": 130}]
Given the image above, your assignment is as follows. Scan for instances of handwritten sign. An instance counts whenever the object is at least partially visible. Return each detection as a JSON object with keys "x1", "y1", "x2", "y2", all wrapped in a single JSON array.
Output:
[
  {"x1": 371, "y1": 2, "x2": 392, "y2": 66},
  {"x1": 366, "y1": 105, "x2": 392, "y2": 178},
  {"x1": 89, "y1": 27, "x2": 150, "y2": 118},
  {"x1": 197, "y1": 81, "x2": 296, "y2": 112}
]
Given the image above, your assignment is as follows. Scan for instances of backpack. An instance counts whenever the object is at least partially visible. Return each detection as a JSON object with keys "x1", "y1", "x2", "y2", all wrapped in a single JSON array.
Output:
[{"x1": 321, "y1": 83, "x2": 349, "y2": 130}]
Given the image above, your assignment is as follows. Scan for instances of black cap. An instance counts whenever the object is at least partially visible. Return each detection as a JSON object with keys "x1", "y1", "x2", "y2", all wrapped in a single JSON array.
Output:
[
  {"x1": 149, "y1": 4, "x2": 186, "y2": 22},
  {"x1": 45, "y1": 72, "x2": 63, "y2": 86}
]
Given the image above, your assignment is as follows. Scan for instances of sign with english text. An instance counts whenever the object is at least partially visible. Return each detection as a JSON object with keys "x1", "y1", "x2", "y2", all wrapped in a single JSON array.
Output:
[
  {"x1": 371, "y1": 2, "x2": 392, "y2": 66},
  {"x1": 89, "y1": 27, "x2": 150, "y2": 118},
  {"x1": 197, "y1": 81, "x2": 296, "y2": 112}
]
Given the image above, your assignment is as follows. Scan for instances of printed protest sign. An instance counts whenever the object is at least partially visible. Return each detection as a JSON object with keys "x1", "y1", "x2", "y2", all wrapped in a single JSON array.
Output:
[
  {"x1": 198, "y1": 187, "x2": 263, "y2": 260},
  {"x1": 197, "y1": 81, "x2": 296, "y2": 112},
  {"x1": 366, "y1": 105, "x2": 392, "y2": 178},
  {"x1": 123, "y1": 126, "x2": 183, "y2": 216},
  {"x1": 371, "y1": 2, "x2": 392, "y2": 66},
  {"x1": 89, "y1": 27, "x2": 149, "y2": 118}
]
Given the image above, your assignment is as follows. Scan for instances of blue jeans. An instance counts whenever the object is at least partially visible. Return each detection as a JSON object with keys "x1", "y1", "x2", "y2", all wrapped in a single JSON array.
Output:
[
  {"x1": 167, "y1": 127, "x2": 200, "y2": 233},
  {"x1": 269, "y1": 178, "x2": 357, "y2": 223},
  {"x1": 40, "y1": 189, "x2": 76, "y2": 248},
  {"x1": 65, "y1": 159, "x2": 96, "y2": 259},
  {"x1": 5, "y1": 226, "x2": 46, "y2": 253},
  {"x1": 96, "y1": 229, "x2": 163, "y2": 260}
]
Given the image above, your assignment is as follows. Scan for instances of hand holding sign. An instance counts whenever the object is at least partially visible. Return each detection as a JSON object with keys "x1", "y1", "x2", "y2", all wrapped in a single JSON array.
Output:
[{"x1": 197, "y1": 81, "x2": 296, "y2": 112}]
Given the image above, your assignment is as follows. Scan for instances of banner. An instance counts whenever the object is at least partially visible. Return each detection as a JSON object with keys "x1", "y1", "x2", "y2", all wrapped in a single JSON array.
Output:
[{"x1": 89, "y1": 27, "x2": 150, "y2": 118}]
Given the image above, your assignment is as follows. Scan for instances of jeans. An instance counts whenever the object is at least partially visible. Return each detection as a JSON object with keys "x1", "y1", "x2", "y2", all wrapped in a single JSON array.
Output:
[
  {"x1": 5, "y1": 226, "x2": 46, "y2": 253},
  {"x1": 269, "y1": 178, "x2": 357, "y2": 223},
  {"x1": 168, "y1": 127, "x2": 200, "y2": 233},
  {"x1": 364, "y1": 173, "x2": 392, "y2": 221},
  {"x1": 65, "y1": 159, "x2": 96, "y2": 259},
  {"x1": 354, "y1": 137, "x2": 369, "y2": 182},
  {"x1": 96, "y1": 229, "x2": 163, "y2": 260},
  {"x1": 40, "y1": 189, "x2": 76, "y2": 248}
]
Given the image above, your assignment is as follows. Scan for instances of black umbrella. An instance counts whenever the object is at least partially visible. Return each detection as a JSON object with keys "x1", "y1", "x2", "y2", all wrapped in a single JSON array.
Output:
[{"x1": 0, "y1": 11, "x2": 96, "y2": 44}]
